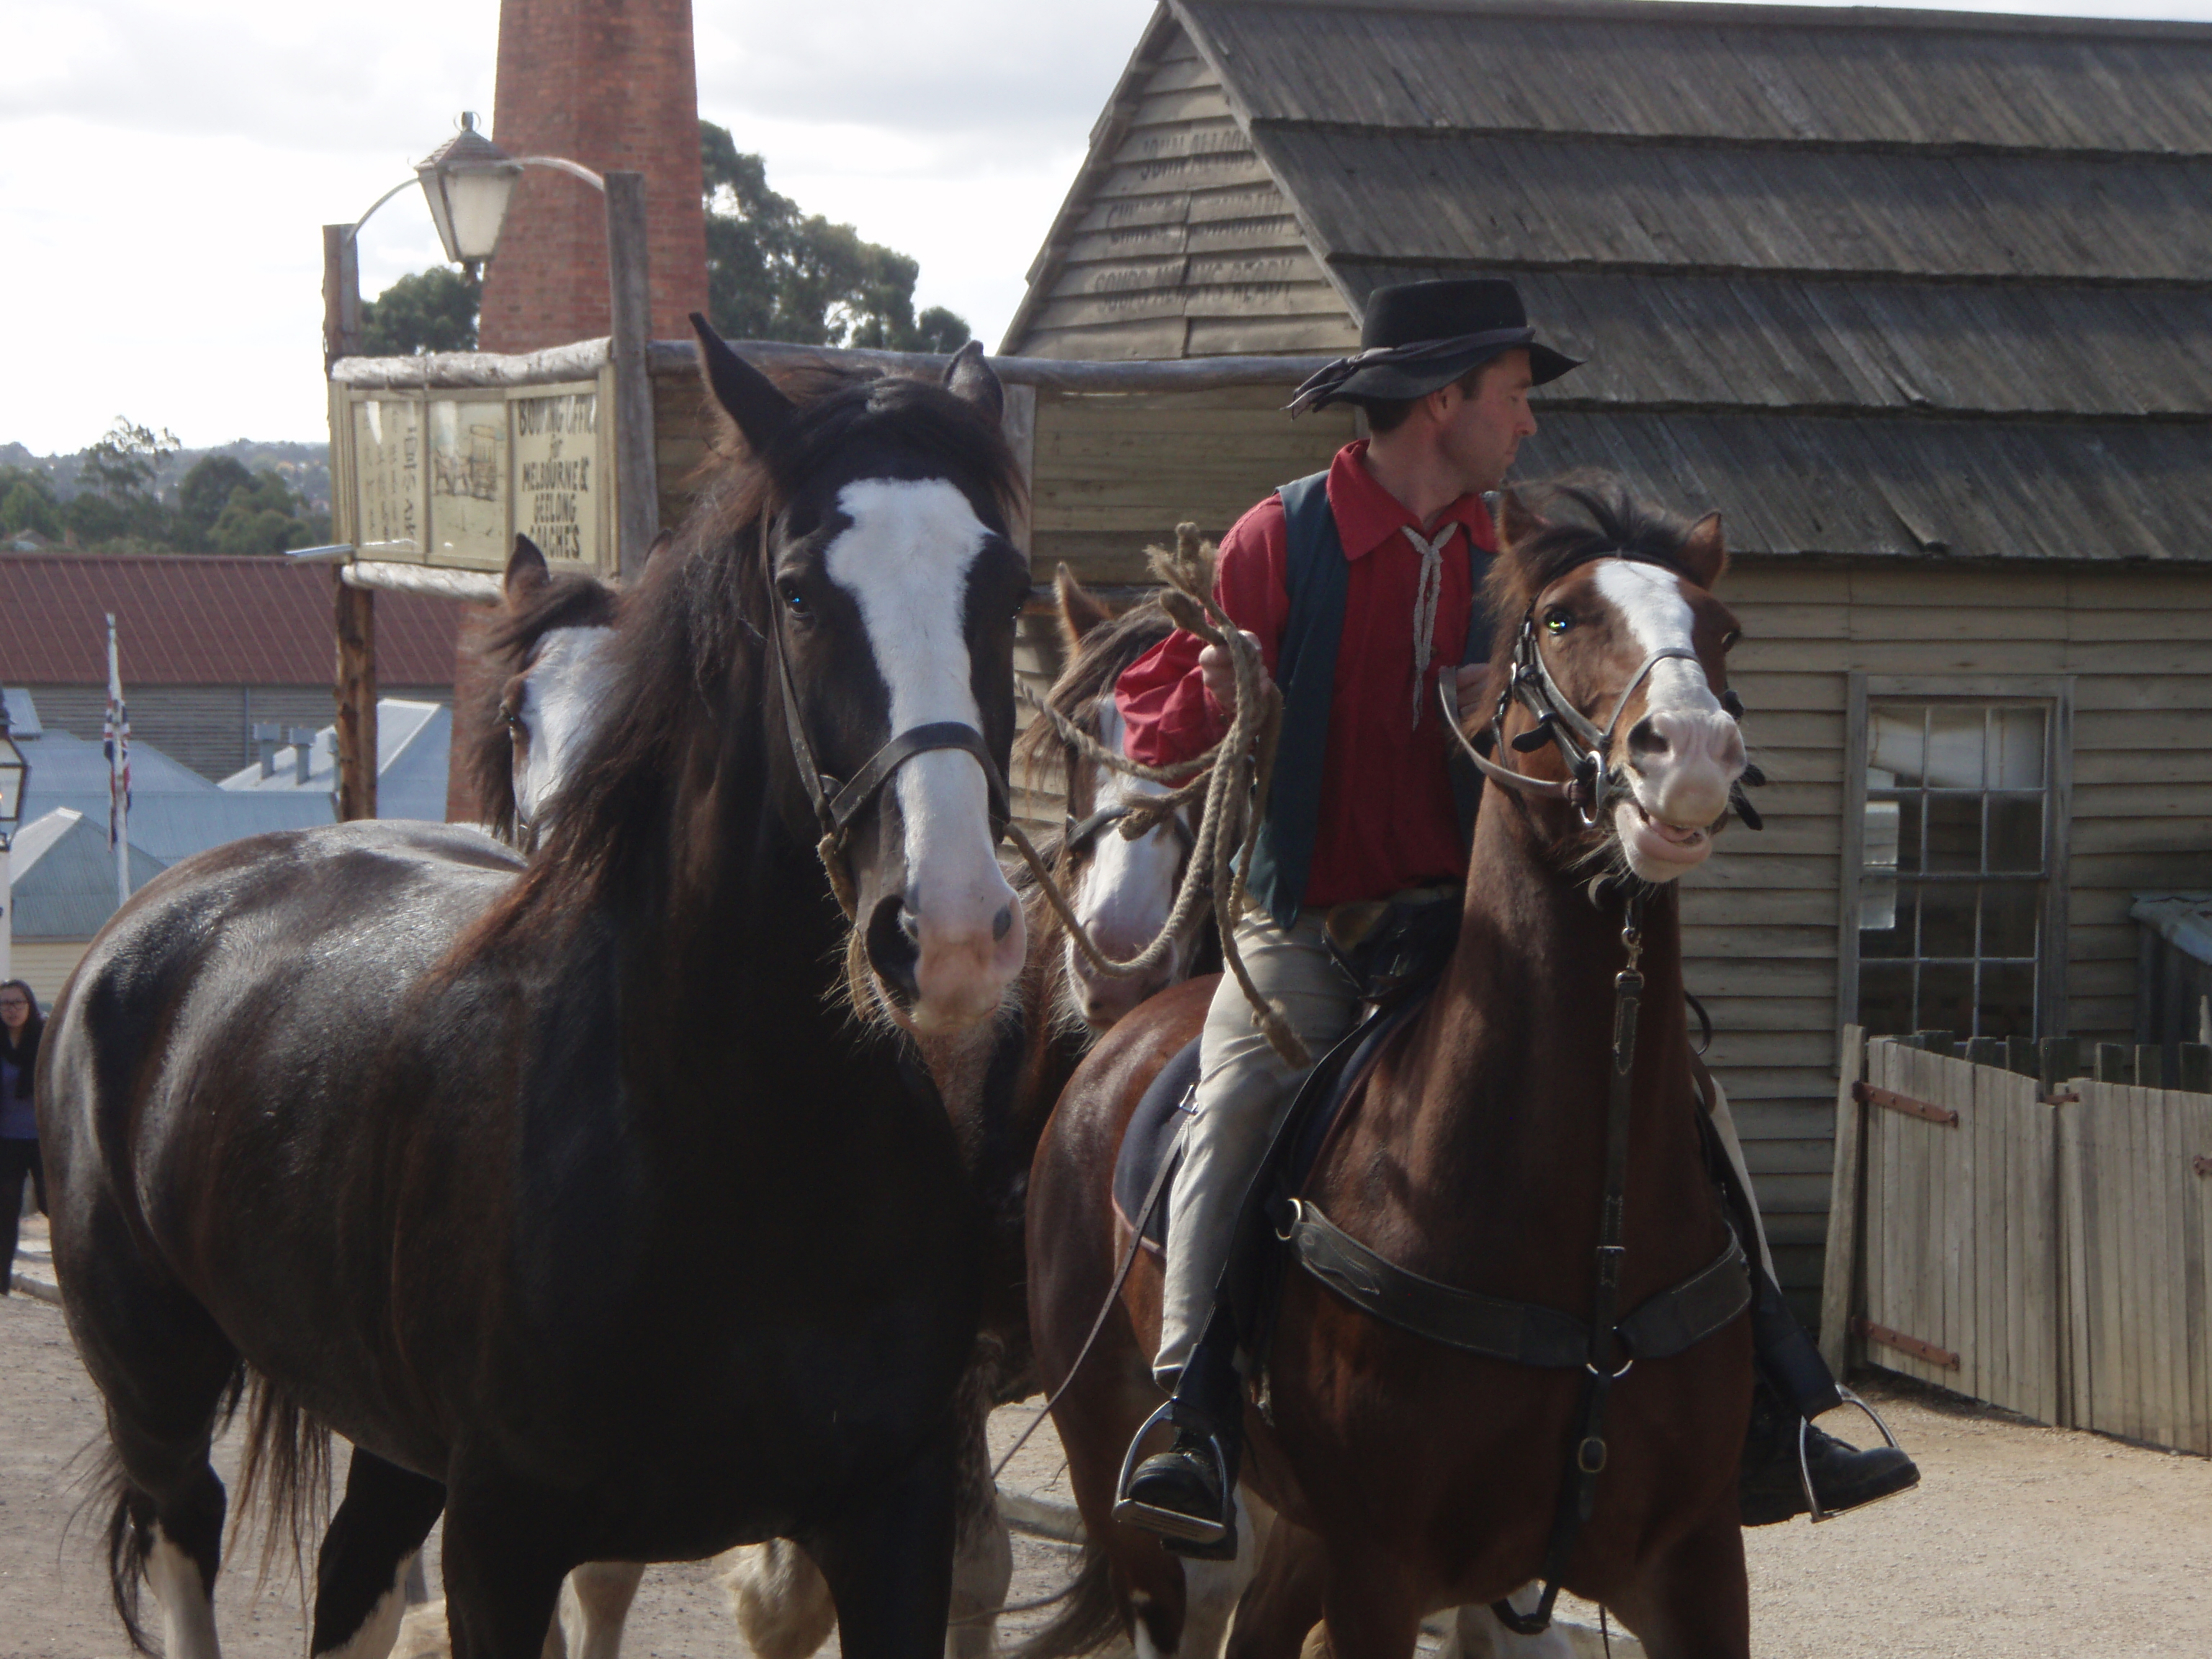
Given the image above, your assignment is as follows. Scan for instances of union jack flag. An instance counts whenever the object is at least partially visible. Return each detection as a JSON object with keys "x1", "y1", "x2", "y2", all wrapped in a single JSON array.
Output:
[{"x1": 104, "y1": 613, "x2": 130, "y2": 850}]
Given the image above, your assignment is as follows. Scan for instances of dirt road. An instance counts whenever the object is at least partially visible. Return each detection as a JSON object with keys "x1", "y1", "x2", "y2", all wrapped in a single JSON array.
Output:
[{"x1": 5, "y1": 1271, "x2": 2207, "y2": 1659}]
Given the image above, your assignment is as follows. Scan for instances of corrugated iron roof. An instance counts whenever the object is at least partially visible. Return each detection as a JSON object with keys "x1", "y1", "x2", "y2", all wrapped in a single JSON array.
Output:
[
  {"x1": 996, "y1": 0, "x2": 2212, "y2": 562},
  {"x1": 0, "y1": 554, "x2": 462, "y2": 685}
]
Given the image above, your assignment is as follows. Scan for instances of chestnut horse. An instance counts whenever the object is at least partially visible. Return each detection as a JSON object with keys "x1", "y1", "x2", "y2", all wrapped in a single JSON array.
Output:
[
  {"x1": 1025, "y1": 485, "x2": 1755, "y2": 1659},
  {"x1": 39, "y1": 323, "x2": 1030, "y2": 1659}
]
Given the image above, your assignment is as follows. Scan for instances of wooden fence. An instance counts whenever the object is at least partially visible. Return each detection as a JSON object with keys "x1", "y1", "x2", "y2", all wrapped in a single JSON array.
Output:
[{"x1": 1825, "y1": 1027, "x2": 2212, "y2": 1455}]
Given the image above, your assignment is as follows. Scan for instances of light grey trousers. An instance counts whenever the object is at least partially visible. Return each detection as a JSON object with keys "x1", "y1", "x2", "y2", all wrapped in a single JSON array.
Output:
[{"x1": 1151, "y1": 910, "x2": 1774, "y2": 1390}]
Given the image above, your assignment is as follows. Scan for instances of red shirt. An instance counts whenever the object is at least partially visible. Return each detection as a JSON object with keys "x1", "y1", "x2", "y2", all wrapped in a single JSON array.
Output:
[{"x1": 1115, "y1": 441, "x2": 1496, "y2": 909}]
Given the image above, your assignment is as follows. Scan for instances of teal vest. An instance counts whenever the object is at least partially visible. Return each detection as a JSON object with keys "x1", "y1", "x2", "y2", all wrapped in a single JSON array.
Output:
[{"x1": 1244, "y1": 473, "x2": 1496, "y2": 927}]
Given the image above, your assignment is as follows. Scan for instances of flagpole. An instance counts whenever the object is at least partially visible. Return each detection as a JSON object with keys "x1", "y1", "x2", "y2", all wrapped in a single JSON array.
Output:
[{"x1": 106, "y1": 613, "x2": 131, "y2": 909}]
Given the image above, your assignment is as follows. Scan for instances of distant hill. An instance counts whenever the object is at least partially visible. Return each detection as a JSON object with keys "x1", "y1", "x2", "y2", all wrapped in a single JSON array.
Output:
[{"x1": 1, "y1": 439, "x2": 330, "y2": 511}]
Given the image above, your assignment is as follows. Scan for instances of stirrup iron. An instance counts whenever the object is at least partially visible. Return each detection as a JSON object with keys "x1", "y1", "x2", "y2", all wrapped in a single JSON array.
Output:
[
  {"x1": 1112, "y1": 1401, "x2": 1234, "y2": 1547},
  {"x1": 1800, "y1": 1384, "x2": 1904, "y2": 1524}
]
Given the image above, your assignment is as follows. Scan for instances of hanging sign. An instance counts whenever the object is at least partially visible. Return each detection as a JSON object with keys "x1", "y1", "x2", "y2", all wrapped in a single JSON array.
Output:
[{"x1": 511, "y1": 388, "x2": 601, "y2": 568}]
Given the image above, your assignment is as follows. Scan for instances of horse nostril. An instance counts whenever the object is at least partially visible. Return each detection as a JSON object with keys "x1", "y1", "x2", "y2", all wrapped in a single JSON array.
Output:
[
  {"x1": 866, "y1": 894, "x2": 923, "y2": 1007},
  {"x1": 992, "y1": 904, "x2": 1013, "y2": 943},
  {"x1": 1627, "y1": 716, "x2": 1668, "y2": 758}
]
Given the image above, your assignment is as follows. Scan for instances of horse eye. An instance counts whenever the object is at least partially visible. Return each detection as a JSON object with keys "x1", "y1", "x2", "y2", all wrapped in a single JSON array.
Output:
[
  {"x1": 1722, "y1": 629, "x2": 1741, "y2": 651},
  {"x1": 780, "y1": 585, "x2": 811, "y2": 619},
  {"x1": 1545, "y1": 608, "x2": 1573, "y2": 635}
]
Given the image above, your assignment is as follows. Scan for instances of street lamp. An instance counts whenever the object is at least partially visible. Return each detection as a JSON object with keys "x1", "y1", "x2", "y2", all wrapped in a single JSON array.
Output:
[
  {"x1": 415, "y1": 113, "x2": 523, "y2": 271},
  {"x1": 319, "y1": 116, "x2": 658, "y2": 823}
]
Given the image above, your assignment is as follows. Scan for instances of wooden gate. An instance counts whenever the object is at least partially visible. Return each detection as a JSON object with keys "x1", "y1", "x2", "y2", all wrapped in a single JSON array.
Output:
[
  {"x1": 1856, "y1": 1037, "x2": 2064, "y2": 1424},
  {"x1": 2059, "y1": 1080, "x2": 2212, "y2": 1454}
]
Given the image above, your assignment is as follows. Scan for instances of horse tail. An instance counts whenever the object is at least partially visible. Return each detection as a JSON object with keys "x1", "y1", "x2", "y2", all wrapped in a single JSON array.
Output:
[
  {"x1": 89, "y1": 1449, "x2": 156, "y2": 1653},
  {"x1": 1010, "y1": 1539, "x2": 1120, "y2": 1659},
  {"x1": 229, "y1": 1369, "x2": 335, "y2": 1598}
]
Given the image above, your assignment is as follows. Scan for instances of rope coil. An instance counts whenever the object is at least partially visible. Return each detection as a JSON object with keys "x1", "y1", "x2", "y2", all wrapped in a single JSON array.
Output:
[{"x1": 1002, "y1": 523, "x2": 1308, "y2": 1067}]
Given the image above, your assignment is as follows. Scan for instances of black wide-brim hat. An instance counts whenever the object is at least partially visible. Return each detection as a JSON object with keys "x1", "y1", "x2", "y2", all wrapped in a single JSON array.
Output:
[{"x1": 1289, "y1": 278, "x2": 1581, "y2": 415}]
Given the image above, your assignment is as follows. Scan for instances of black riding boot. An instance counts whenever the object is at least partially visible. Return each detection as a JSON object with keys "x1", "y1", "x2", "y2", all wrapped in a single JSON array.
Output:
[
  {"x1": 1738, "y1": 1266, "x2": 1919, "y2": 1525},
  {"x1": 1116, "y1": 1312, "x2": 1244, "y2": 1559}
]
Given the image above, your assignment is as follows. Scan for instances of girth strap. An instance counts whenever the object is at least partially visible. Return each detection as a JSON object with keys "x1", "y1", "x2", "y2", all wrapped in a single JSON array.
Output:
[{"x1": 1287, "y1": 1205, "x2": 1749, "y2": 1370}]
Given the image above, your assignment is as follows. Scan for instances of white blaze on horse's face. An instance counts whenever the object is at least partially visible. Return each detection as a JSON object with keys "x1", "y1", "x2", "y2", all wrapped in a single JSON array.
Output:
[
  {"x1": 827, "y1": 477, "x2": 1025, "y2": 1030},
  {"x1": 512, "y1": 624, "x2": 617, "y2": 838},
  {"x1": 1068, "y1": 699, "x2": 1192, "y2": 1030},
  {"x1": 1593, "y1": 561, "x2": 1744, "y2": 882}
]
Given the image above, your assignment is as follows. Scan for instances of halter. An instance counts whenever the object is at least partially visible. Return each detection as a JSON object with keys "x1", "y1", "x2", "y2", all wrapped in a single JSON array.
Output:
[
  {"x1": 759, "y1": 516, "x2": 1013, "y2": 920},
  {"x1": 1442, "y1": 555, "x2": 1754, "y2": 832}
]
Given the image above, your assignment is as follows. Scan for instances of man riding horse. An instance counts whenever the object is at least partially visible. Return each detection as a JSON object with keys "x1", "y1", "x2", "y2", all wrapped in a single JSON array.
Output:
[{"x1": 1109, "y1": 277, "x2": 1918, "y2": 1552}]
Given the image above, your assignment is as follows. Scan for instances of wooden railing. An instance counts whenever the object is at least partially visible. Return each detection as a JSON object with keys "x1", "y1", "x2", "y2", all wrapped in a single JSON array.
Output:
[{"x1": 1824, "y1": 1027, "x2": 2212, "y2": 1455}]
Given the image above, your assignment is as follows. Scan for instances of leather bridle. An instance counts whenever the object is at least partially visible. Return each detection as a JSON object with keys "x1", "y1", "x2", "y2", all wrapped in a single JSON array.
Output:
[
  {"x1": 758, "y1": 518, "x2": 1013, "y2": 919},
  {"x1": 1442, "y1": 556, "x2": 1761, "y2": 832}
]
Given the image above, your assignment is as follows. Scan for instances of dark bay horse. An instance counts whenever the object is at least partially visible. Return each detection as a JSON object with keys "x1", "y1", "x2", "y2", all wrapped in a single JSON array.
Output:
[
  {"x1": 37, "y1": 323, "x2": 1032, "y2": 1659},
  {"x1": 1024, "y1": 485, "x2": 1755, "y2": 1659}
]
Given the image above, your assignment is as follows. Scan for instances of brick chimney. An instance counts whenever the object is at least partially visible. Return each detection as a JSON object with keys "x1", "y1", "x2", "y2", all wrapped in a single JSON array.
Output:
[{"x1": 477, "y1": 0, "x2": 710, "y2": 354}]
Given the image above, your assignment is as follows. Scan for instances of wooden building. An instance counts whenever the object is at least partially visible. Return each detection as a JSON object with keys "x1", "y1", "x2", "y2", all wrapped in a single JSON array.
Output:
[
  {"x1": 318, "y1": 0, "x2": 2212, "y2": 1316},
  {"x1": 988, "y1": 0, "x2": 2212, "y2": 1316}
]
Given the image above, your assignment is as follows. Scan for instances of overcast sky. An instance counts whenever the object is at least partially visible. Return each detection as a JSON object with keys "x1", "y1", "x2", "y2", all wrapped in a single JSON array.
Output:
[{"x1": 2, "y1": 0, "x2": 2206, "y2": 454}]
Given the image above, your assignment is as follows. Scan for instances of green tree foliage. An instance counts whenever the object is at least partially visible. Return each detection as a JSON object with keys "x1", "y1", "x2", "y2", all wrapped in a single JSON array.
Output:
[
  {"x1": 82, "y1": 418, "x2": 180, "y2": 502},
  {"x1": 206, "y1": 469, "x2": 327, "y2": 556},
  {"x1": 0, "y1": 470, "x2": 63, "y2": 540},
  {"x1": 176, "y1": 456, "x2": 256, "y2": 551},
  {"x1": 701, "y1": 122, "x2": 971, "y2": 354},
  {"x1": 361, "y1": 266, "x2": 482, "y2": 355}
]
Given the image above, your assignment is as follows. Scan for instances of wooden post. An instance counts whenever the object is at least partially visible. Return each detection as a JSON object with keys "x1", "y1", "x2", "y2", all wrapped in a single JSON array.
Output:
[
  {"x1": 2094, "y1": 1042, "x2": 2132, "y2": 1084},
  {"x1": 1820, "y1": 1024, "x2": 1869, "y2": 1376},
  {"x1": 2134, "y1": 1045, "x2": 2164, "y2": 1089},
  {"x1": 324, "y1": 225, "x2": 375, "y2": 818},
  {"x1": 335, "y1": 575, "x2": 377, "y2": 821},
  {"x1": 604, "y1": 171, "x2": 658, "y2": 583},
  {"x1": 2178, "y1": 1043, "x2": 2212, "y2": 1095},
  {"x1": 1966, "y1": 1035, "x2": 2004, "y2": 1069}
]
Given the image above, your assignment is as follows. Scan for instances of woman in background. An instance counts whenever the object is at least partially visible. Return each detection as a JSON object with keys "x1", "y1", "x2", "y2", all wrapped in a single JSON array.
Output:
[{"x1": 0, "y1": 979, "x2": 45, "y2": 1293}]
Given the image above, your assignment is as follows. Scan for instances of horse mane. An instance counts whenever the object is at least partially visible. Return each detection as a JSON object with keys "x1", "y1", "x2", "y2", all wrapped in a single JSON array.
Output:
[
  {"x1": 1015, "y1": 598, "x2": 1177, "y2": 814},
  {"x1": 464, "y1": 570, "x2": 625, "y2": 845},
  {"x1": 495, "y1": 363, "x2": 1025, "y2": 933},
  {"x1": 1483, "y1": 472, "x2": 1709, "y2": 647}
]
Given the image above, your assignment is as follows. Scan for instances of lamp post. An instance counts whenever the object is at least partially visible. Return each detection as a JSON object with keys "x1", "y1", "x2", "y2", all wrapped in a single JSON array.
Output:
[
  {"x1": 0, "y1": 692, "x2": 30, "y2": 982},
  {"x1": 320, "y1": 114, "x2": 659, "y2": 821}
]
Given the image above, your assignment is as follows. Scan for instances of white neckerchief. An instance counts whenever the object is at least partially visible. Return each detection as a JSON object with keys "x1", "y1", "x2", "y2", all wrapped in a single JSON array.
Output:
[{"x1": 1402, "y1": 521, "x2": 1459, "y2": 729}]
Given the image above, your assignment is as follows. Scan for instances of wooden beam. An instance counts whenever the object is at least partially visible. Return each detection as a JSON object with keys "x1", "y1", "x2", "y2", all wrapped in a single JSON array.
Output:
[
  {"x1": 604, "y1": 171, "x2": 659, "y2": 584},
  {"x1": 322, "y1": 224, "x2": 360, "y2": 370},
  {"x1": 334, "y1": 575, "x2": 377, "y2": 822},
  {"x1": 333, "y1": 338, "x2": 1337, "y2": 395},
  {"x1": 1819, "y1": 1023, "x2": 1867, "y2": 1375}
]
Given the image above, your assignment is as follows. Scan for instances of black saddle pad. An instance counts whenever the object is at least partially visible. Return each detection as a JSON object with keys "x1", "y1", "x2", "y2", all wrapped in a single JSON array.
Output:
[
  {"x1": 1112, "y1": 1037, "x2": 1202, "y2": 1249},
  {"x1": 1109, "y1": 997, "x2": 1425, "y2": 1255}
]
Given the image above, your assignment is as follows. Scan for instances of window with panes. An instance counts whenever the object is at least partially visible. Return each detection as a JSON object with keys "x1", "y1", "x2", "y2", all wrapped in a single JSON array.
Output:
[{"x1": 1855, "y1": 700, "x2": 2058, "y2": 1040}]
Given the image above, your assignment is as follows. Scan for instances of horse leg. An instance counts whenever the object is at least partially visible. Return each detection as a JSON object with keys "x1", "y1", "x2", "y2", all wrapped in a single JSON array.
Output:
[
  {"x1": 1601, "y1": 1511, "x2": 1748, "y2": 1659},
  {"x1": 799, "y1": 1431, "x2": 958, "y2": 1659},
  {"x1": 1434, "y1": 1595, "x2": 1575, "y2": 1659},
  {"x1": 1305, "y1": 1555, "x2": 1422, "y2": 1659},
  {"x1": 439, "y1": 1480, "x2": 574, "y2": 1659},
  {"x1": 725, "y1": 1541, "x2": 838, "y2": 1659},
  {"x1": 63, "y1": 1213, "x2": 241, "y2": 1658},
  {"x1": 559, "y1": 1562, "x2": 647, "y2": 1659},
  {"x1": 945, "y1": 1362, "x2": 1010, "y2": 1659},
  {"x1": 1221, "y1": 1514, "x2": 1321, "y2": 1659},
  {"x1": 310, "y1": 1447, "x2": 447, "y2": 1658},
  {"x1": 1176, "y1": 1488, "x2": 1270, "y2": 1659}
]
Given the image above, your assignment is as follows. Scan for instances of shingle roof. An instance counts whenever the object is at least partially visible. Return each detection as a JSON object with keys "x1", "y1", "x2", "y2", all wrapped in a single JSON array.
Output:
[
  {"x1": 1010, "y1": 0, "x2": 2212, "y2": 562},
  {"x1": 0, "y1": 554, "x2": 462, "y2": 684}
]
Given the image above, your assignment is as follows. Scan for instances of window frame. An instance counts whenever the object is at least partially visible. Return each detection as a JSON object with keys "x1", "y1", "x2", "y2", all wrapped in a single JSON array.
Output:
[{"x1": 1838, "y1": 673, "x2": 2074, "y2": 1041}]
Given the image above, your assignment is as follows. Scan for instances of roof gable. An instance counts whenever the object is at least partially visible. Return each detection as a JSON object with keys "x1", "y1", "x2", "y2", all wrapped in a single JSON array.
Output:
[{"x1": 1009, "y1": 0, "x2": 2212, "y2": 562}]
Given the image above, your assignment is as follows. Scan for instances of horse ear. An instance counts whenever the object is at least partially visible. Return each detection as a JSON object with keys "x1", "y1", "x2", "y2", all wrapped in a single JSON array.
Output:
[
  {"x1": 1495, "y1": 489, "x2": 1545, "y2": 551},
  {"x1": 942, "y1": 339, "x2": 1004, "y2": 425},
  {"x1": 691, "y1": 312, "x2": 793, "y2": 453},
  {"x1": 642, "y1": 529, "x2": 674, "y2": 574},
  {"x1": 505, "y1": 534, "x2": 549, "y2": 606},
  {"x1": 1054, "y1": 562, "x2": 1112, "y2": 654},
  {"x1": 1681, "y1": 511, "x2": 1728, "y2": 590}
]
